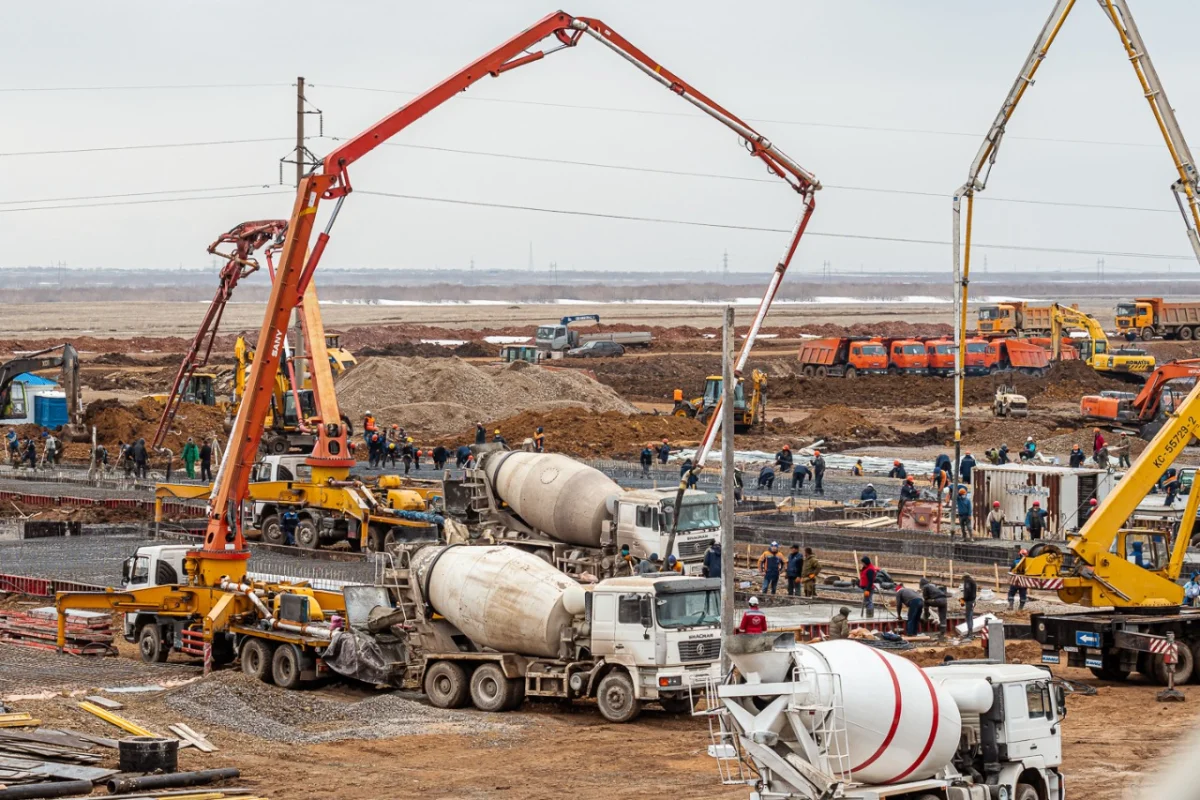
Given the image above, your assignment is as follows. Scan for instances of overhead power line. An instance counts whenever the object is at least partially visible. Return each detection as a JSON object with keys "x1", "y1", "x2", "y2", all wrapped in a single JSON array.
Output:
[
  {"x1": 0, "y1": 137, "x2": 293, "y2": 158},
  {"x1": 0, "y1": 184, "x2": 274, "y2": 207},
  {"x1": 0, "y1": 190, "x2": 290, "y2": 215},
  {"x1": 318, "y1": 83, "x2": 1162, "y2": 149},
  {"x1": 356, "y1": 188, "x2": 1193, "y2": 261},
  {"x1": 0, "y1": 83, "x2": 290, "y2": 93}
]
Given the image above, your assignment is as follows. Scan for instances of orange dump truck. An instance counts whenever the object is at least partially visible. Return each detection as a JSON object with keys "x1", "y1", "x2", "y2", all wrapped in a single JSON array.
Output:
[
  {"x1": 879, "y1": 338, "x2": 929, "y2": 376},
  {"x1": 1115, "y1": 297, "x2": 1200, "y2": 341},
  {"x1": 976, "y1": 302, "x2": 1073, "y2": 335},
  {"x1": 983, "y1": 338, "x2": 1050, "y2": 375},
  {"x1": 796, "y1": 337, "x2": 887, "y2": 378}
]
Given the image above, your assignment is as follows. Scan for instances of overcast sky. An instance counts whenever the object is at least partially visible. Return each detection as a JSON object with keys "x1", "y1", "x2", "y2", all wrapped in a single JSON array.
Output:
[{"x1": 3, "y1": 1, "x2": 1200, "y2": 278}]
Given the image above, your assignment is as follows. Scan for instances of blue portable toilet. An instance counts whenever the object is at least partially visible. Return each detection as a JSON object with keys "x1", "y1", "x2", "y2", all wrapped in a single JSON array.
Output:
[{"x1": 34, "y1": 393, "x2": 68, "y2": 429}]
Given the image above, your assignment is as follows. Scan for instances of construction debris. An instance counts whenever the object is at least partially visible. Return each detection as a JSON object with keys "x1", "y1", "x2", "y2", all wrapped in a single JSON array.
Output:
[
  {"x1": 77, "y1": 701, "x2": 157, "y2": 738},
  {"x1": 0, "y1": 608, "x2": 115, "y2": 655}
]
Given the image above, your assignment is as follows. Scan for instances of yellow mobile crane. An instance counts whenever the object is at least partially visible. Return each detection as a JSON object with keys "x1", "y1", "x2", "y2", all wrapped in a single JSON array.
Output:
[
  {"x1": 1049, "y1": 303, "x2": 1156, "y2": 378},
  {"x1": 950, "y1": 0, "x2": 1200, "y2": 484}
]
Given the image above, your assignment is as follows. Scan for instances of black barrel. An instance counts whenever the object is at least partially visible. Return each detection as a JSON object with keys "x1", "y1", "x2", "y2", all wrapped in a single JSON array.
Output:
[{"x1": 118, "y1": 735, "x2": 179, "y2": 773}]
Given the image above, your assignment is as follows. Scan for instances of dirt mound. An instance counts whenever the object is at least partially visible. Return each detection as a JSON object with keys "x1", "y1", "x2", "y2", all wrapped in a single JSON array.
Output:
[
  {"x1": 334, "y1": 357, "x2": 639, "y2": 437},
  {"x1": 83, "y1": 397, "x2": 227, "y2": 453},
  {"x1": 358, "y1": 341, "x2": 491, "y2": 358},
  {"x1": 800, "y1": 405, "x2": 877, "y2": 438},
  {"x1": 434, "y1": 407, "x2": 706, "y2": 458}
]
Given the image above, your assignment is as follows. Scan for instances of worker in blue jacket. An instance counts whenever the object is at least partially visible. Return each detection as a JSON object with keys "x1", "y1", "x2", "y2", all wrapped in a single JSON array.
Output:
[
  {"x1": 959, "y1": 452, "x2": 976, "y2": 483},
  {"x1": 956, "y1": 488, "x2": 973, "y2": 539},
  {"x1": 702, "y1": 541, "x2": 722, "y2": 579}
]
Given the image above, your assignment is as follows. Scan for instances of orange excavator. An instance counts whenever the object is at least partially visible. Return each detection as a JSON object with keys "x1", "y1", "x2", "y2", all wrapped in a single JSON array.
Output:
[{"x1": 1081, "y1": 358, "x2": 1200, "y2": 438}]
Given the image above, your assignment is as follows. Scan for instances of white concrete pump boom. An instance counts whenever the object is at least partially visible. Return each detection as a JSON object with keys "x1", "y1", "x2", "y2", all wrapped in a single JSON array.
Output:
[{"x1": 951, "y1": 0, "x2": 1200, "y2": 489}]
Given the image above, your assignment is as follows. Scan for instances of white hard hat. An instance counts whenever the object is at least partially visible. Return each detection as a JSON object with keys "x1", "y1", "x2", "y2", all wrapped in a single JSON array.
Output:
[{"x1": 748, "y1": 596, "x2": 760, "y2": 606}]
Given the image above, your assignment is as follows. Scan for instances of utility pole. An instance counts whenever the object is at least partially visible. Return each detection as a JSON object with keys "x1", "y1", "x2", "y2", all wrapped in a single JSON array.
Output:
[
  {"x1": 722, "y1": 249, "x2": 729, "y2": 280},
  {"x1": 720, "y1": 305, "x2": 736, "y2": 670}
]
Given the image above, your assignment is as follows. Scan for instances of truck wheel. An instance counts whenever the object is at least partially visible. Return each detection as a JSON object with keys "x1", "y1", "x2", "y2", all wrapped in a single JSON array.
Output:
[
  {"x1": 596, "y1": 671, "x2": 641, "y2": 723},
  {"x1": 1141, "y1": 327, "x2": 1154, "y2": 341},
  {"x1": 272, "y1": 643, "x2": 305, "y2": 689},
  {"x1": 1181, "y1": 326, "x2": 1194, "y2": 341},
  {"x1": 260, "y1": 514, "x2": 283, "y2": 546},
  {"x1": 366, "y1": 526, "x2": 386, "y2": 553},
  {"x1": 1014, "y1": 785, "x2": 1038, "y2": 800},
  {"x1": 267, "y1": 436, "x2": 289, "y2": 454},
  {"x1": 137, "y1": 624, "x2": 170, "y2": 664},
  {"x1": 425, "y1": 661, "x2": 470, "y2": 709},
  {"x1": 1152, "y1": 644, "x2": 1194, "y2": 685},
  {"x1": 1088, "y1": 651, "x2": 1129, "y2": 682},
  {"x1": 241, "y1": 638, "x2": 275, "y2": 683},
  {"x1": 814, "y1": 366, "x2": 828, "y2": 379},
  {"x1": 470, "y1": 663, "x2": 521, "y2": 712},
  {"x1": 659, "y1": 695, "x2": 692, "y2": 714},
  {"x1": 295, "y1": 518, "x2": 320, "y2": 550},
  {"x1": 801, "y1": 365, "x2": 815, "y2": 378},
  {"x1": 844, "y1": 367, "x2": 857, "y2": 379},
  {"x1": 888, "y1": 367, "x2": 898, "y2": 376}
]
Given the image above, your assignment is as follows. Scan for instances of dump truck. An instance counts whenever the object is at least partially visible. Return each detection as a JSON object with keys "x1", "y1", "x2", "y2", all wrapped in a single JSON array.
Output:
[
  {"x1": 984, "y1": 338, "x2": 1051, "y2": 375},
  {"x1": 457, "y1": 450, "x2": 721, "y2": 577},
  {"x1": 796, "y1": 337, "x2": 887, "y2": 378},
  {"x1": 924, "y1": 338, "x2": 956, "y2": 376},
  {"x1": 713, "y1": 636, "x2": 1065, "y2": 800},
  {"x1": 1116, "y1": 297, "x2": 1200, "y2": 341},
  {"x1": 328, "y1": 544, "x2": 721, "y2": 722},
  {"x1": 534, "y1": 315, "x2": 652, "y2": 353},
  {"x1": 976, "y1": 301, "x2": 1069, "y2": 335},
  {"x1": 879, "y1": 337, "x2": 929, "y2": 375}
]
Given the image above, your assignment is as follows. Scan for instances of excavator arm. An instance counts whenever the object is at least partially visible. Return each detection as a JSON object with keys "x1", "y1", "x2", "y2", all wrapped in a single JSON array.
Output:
[
  {"x1": 1132, "y1": 359, "x2": 1200, "y2": 420},
  {"x1": 200, "y1": 10, "x2": 821, "y2": 579}
]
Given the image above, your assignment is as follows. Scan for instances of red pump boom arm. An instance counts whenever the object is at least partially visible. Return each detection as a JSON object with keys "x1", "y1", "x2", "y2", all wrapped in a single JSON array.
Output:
[{"x1": 199, "y1": 10, "x2": 820, "y2": 567}]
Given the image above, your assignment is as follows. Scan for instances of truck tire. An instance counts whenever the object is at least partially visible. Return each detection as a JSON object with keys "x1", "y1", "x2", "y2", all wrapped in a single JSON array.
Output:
[
  {"x1": 1088, "y1": 651, "x2": 1129, "y2": 682},
  {"x1": 137, "y1": 624, "x2": 170, "y2": 664},
  {"x1": 1015, "y1": 785, "x2": 1039, "y2": 800},
  {"x1": 241, "y1": 638, "x2": 274, "y2": 683},
  {"x1": 845, "y1": 366, "x2": 857, "y2": 379},
  {"x1": 1181, "y1": 326, "x2": 1194, "y2": 341},
  {"x1": 260, "y1": 514, "x2": 283, "y2": 546},
  {"x1": 814, "y1": 366, "x2": 827, "y2": 379},
  {"x1": 1152, "y1": 644, "x2": 1194, "y2": 685},
  {"x1": 295, "y1": 518, "x2": 320, "y2": 550},
  {"x1": 272, "y1": 643, "x2": 305, "y2": 689},
  {"x1": 425, "y1": 661, "x2": 470, "y2": 709},
  {"x1": 366, "y1": 526, "x2": 387, "y2": 553},
  {"x1": 1141, "y1": 327, "x2": 1154, "y2": 341},
  {"x1": 802, "y1": 365, "x2": 815, "y2": 378},
  {"x1": 596, "y1": 670, "x2": 641, "y2": 723},
  {"x1": 469, "y1": 663, "x2": 522, "y2": 712},
  {"x1": 211, "y1": 635, "x2": 236, "y2": 666},
  {"x1": 267, "y1": 435, "x2": 289, "y2": 454}
]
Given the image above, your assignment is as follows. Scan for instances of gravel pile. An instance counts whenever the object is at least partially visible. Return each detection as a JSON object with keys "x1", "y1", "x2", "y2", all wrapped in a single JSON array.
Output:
[
  {"x1": 335, "y1": 356, "x2": 638, "y2": 436},
  {"x1": 165, "y1": 671, "x2": 518, "y2": 743}
]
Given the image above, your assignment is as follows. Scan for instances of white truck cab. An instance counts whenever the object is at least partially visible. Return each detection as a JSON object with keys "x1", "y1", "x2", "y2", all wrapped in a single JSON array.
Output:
[
  {"x1": 613, "y1": 489, "x2": 720, "y2": 575},
  {"x1": 587, "y1": 575, "x2": 722, "y2": 710}
]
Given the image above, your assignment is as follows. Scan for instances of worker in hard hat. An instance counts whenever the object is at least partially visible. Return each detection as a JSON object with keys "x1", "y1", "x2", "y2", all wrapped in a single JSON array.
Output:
[
  {"x1": 533, "y1": 426, "x2": 545, "y2": 453},
  {"x1": 661, "y1": 554, "x2": 684, "y2": 573},
  {"x1": 774, "y1": 444, "x2": 794, "y2": 474},
  {"x1": 1008, "y1": 549, "x2": 1030, "y2": 611},
  {"x1": 986, "y1": 500, "x2": 1006, "y2": 539},
  {"x1": 1024, "y1": 500, "x2": 1046, "y2": 540},
  {"x1": 1079, "y1": 496, "x2": 1099, "y2": 528},
  {"x1": 956, "y1": 487, "x2": 973, "y2": 539},
  {"x1": 492, "y1": 429, "x2": 507, "y2": 447},
  {"x1": 658, "y1": 438, "x2": 671, "y2": 464},
  {"x1": 637, "y1": 553, "x2": 659, "y2": 576},
  {"x1": 811, "y1": 450, "x2": 826, "y2": 495},
  {"x1": 736, "y1": 597, "x2": 768, "y2": 635},
  {"x1": 898, "y1": 476, "x2": 919, "y2": 517},
  {"x1": 895, "y1": 583, "x2": 924, "y2": 636},
  {"x1": 475, "y1": 422, "x2": 487, "y2": 445},
  {"x1": 859, "y1": 483, "x2": 878, "y2": 507},
  {"x1": 758, "y1": 543, "x2": 783, "y2": 595},
  {"x1": 888, "y1": 459, "x2": 907, "y2": 479}
]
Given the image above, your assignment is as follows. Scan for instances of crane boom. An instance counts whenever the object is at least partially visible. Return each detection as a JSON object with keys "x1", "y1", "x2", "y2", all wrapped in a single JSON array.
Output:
[{"x1": 199, "y1": 11, "x2": 820, "y2": 583}]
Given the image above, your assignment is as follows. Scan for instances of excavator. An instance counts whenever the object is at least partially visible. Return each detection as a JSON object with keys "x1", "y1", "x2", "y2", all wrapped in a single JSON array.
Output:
[
  {"x1": 672, "y1": 370, "x2": 767, "y2": 433},
  {"x1": 1049, "y1": 303, "x2": 1155, "y2": 379},
  {"x1": 1082, "y1": 359, "x2": 1200, "y2": 438},
  {"x1": 1017, "y1": 369, "x2": 1200, "y2": 683},
  {"x1": 56, "y1": 11, "x2": 819, "y2": 676},
  {"x1": 0, "y1": 344, "x2": 82, "y2": 434}
]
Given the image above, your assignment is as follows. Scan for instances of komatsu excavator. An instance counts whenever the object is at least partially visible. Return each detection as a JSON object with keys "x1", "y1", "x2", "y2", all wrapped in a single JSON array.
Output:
[
  {"x1": 55, "y1": 11, "x2": 819, "y2": 678},
  {"x1": 1049, "y1": 303, "x2": 1155, "y2": 378}
]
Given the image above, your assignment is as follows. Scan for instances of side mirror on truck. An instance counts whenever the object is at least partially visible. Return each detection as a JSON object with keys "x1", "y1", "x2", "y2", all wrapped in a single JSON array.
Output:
[{"x1": 639, "y1": 595, "x2": 653, "y2": 635}]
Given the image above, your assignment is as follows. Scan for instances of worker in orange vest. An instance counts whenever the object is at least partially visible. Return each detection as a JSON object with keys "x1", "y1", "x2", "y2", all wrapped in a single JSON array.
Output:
[{"x1": 362, "y1": 411, "x2": 377, "y2": 447}]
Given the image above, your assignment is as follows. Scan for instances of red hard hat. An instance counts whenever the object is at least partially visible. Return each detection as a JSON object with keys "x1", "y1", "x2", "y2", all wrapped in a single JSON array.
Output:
[
  {"x1": 993, "y1": 501, "x2": 1000, "y2": 508},
  {"x1": 1032, "y1": 500, "x2": 1041, "y2": 506},
  {"x1": 1089, "y1": 498, "x2": 1097, "y2": 505},
  {"x1": 893, "y1": 460, "x2": 900, "y2": 466},
  {"x1": 783, "y1": 445, "x2": 791, "y2": 451}
]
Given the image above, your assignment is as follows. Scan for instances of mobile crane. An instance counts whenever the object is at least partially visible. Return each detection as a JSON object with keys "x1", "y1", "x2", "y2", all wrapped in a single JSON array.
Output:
[
  {"x1": 950, "y1": 0, "x2": 1200, "y2": 486},
  {"x1": 55, "y1": 10, "x2": 819, "y2": 678},
  {"x1": 1016, "y1": 373, "x2": 1200, "y2": 684},
  {"x1": 1082, "y1": 358, "x2": 1200, "y2": 437},
  {"x1": 1049, "y1": 303, "x2": 1155, "y2": 378}
]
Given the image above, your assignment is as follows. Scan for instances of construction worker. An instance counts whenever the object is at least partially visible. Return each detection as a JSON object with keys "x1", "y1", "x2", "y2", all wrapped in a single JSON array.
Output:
[
  {"x1": 736, "y1": 598, "x2": 769, "y2": 634},
  {"x1": 1069, "y1": 445, "x2": 1086, "y2": 468},
  {"x1": 363, "y1": 411, "x2": 377, "y2": 445},
  {"x1": 774, "y1": 445, "x2": 793, "y2": 473},
  {"x1": 895, "y1": 584, "x2": 924, "y2": 636},
  {"x1": 91, "y1": 443, "x2": 108, "y2": 475},
  {"x1": 1008, "y1": 549, "x2": 1030, "y2": 610},
  {"x1": 898, "y1": 477, "x2": 919, "y2": 515},
  {"x1": 1185, "y1": 573, "x2": 1200, "y2": 608},
  {"x1": 801, "y1": 547, "x2": 821, "y2": 598},
  {"x1": 1092, "y1": 427, "x2": 1106, "y2": 456},
  {"x1": 411, "y1": 440, "x2": 421, "y2": 469},
  {"x1": 1024, "y1": 501, "x2": 1046, "y2": 540},
  {"x1": 616, "y1": 544, "x2": 637, "y2": 576},
  {"x1": 985, "y1": 447, "x2": 1000, "y2": 465},
  {"x1": 5, "y1": 429, "x2": 17, "y2": 464},
  {"x1": 1116, "y1": 432, "x2": 1132, "y2": 469},
  {"x1": 22, "y1": 438, "x2": 36, "y2": 469},
  {"x1": 811, "y1": 450, "x2": 826, "y2": 495},
  {"x1": 281, "y1": 509, "x2": 299, "y2": 546},
  {"x1": 492, "y1": 429, "x2": 507, "y2": 447},
  {"x1": 859, "y1": 483, "x2": 878, "y2": 506},
  {"x1": 658, "y1": 438, "x2": 671, "y2": 464},
  {"x1": 961, "y1": 573, "x2": 978, "y2": 638},
  {"x1": 1164, "y1": 472, "x2": 1182, "y2": 507},
  {"x1": 637, "y1": 553, "x2": 659, "y2": 576},
  {"x1": 851, "y1": 458, "x2": 864, "y2": 476},
  {"x1": 758, "y1": 542, "x2": 783, "y2": 595},
  {"x1": 934, "y1": 453, "x2": 951, "y2": 475},
  {"x1": 475, "y1": 422, "x2": 486, "y2": 445},
  {"x1": 888, "y1": 459, "x2": 907, "y2": 479},
  {"x1": 919, "y1": 577, "x2": 949, "y2": 638},
  {"x1": 998, "y1": 444, "x2": 1010, "y2": 464},
  {"x1": 432, "y1": 444, "x2": 448, "y2": 471},
  {"x1": 959, "y1": 451, "x2": 976, "y2": 483},
  {"x1": 199, "y1": 439, "x2": 213, "y2": 482},
  {"x1": 401, "y1": 440, "x2": 414, "y2": 475},
  {"x1": 791, "y1": 461, "x2": 810, "y2": 491},
  {"x1": 1079, "y1": 497, "x2": 1098, "y2": 527},
  {"x1": 757, "y1": 464, "x2": 775, "y2": 489},
  {"x1": 132, "y1": 438, "x2": 149, "y2": 480},
  {"x1": 859, "y1": 556, "x2": 878, "y2": 618},
  {"x1": 661, "y1": 554, "x2": 684, "y2": 573},
  {"x1": 931, "y1": 466, "x2": 949, "y2": 501},
  {"x1": 702, "y1": 540, "x2": 722, "y2": 579},
  {"x1": 785, "y1": 545, "x2": 803, "y2": 596},
  {"x1": 639, "y1": 445, "x2": 653, "y2": 477},
  {"x1": 455, "y1": 443, "x2": 471, "y2": 468},
  {"x1": 533, "y1": 427, "x2": 545, "y2": 453},
  {"x1": 827, "y1": 607, "x2": 851, "y2": 640},
  {"x1": 181, "y1": 437, "x2": 199, "y2": 480},
  {"x1": 956, "y1": 488, "x2": 972, "y2": 539},
  {"x1": 987, "y1": 501, "x2": 1005, "y2": 539}
]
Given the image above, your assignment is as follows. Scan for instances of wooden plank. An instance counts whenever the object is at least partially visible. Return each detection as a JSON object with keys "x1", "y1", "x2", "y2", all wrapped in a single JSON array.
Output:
[
  {"x1": 83, "y1": 695, "x2": 124, "y2": 711},
  {"x1": 173, "y1": 723, "x2": 216, "y2": 753},
  {"x1": 168, "y1": 724, "x2": 215, "y2": 753}
]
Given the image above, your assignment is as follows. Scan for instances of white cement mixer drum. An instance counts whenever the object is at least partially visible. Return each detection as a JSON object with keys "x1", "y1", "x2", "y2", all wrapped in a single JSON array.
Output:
[
  {"x1": 804, "y1": 641, "x2": 962, "y2": 785},
  {"x1": 484, "y1": 452, "x2": 619, "y2": 547}
]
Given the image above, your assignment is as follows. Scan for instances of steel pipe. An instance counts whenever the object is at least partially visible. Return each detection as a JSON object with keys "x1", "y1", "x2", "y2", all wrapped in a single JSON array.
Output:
[
  {"x1": 106, "y1": 768, "x2": 241, "y2": 794},
  {"x1": 0, "y1": 780, "x2": 94, "y2": 799}
]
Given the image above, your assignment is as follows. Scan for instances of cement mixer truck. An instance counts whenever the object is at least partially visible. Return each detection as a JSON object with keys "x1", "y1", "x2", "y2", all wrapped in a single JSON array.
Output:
[
  {"x1": 326, "y1": 544, "x2": 723, "y2": 722},
  {"x1": 712, "y1": 636, "x2": 1065, "y2": 800},
  {"x1": 459, "y1": 451, "x2": 721, "y2": 578}
]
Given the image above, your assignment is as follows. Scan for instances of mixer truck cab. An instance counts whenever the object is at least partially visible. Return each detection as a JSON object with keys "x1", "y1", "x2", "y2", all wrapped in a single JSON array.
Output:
[{"x1": 616, "y1": 488, "x2": 720, "y2": 575}]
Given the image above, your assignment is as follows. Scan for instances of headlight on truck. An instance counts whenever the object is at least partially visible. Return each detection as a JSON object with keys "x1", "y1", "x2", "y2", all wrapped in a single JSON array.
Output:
[{"x1": 659, "y1": 675, "x2": 682, "y2": 688}]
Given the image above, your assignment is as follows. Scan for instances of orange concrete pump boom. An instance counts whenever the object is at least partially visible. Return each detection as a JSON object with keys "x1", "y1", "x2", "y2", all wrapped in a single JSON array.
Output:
[{"x1": 198, "y1": 11, "x2": 820, "y2": 576}]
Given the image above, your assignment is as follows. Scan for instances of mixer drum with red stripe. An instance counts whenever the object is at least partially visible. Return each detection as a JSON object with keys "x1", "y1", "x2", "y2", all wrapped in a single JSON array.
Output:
[{"x1": 800, "y1": 641, "x2": 963, "y2": 785}]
